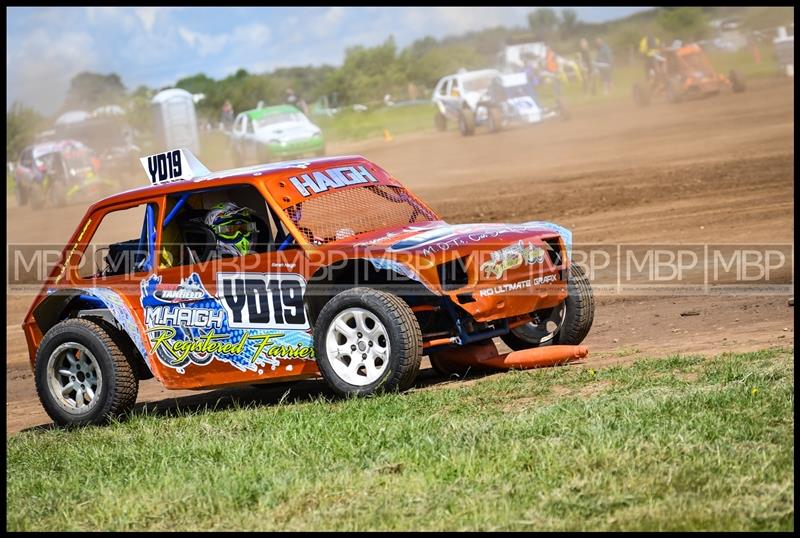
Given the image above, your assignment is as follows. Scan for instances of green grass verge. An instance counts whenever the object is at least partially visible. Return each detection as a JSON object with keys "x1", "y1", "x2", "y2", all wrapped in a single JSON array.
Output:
[
  {"x1": 7, "y1": 347, "x2": 794, "y2": 531},
  {"x1": 312, "y1": 103, "x2": 435, "y2": 143}
]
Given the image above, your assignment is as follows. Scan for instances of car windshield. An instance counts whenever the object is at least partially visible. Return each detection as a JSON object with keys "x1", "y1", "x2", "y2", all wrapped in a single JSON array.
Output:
[
  {"x1": 253, "y1": 112, "x2": 308, "y2": 130},
  {"x1": 462, "y1": 75, "x2": 496, "y2": 92},
  {"x1": 284, "y1": 185, "x2": 438, "y2": 245}
]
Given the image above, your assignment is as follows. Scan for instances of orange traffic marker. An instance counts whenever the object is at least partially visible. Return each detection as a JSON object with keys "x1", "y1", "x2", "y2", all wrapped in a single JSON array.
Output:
[{"x1": 383, "y1": 129, "x2": 393, "y2": 142}]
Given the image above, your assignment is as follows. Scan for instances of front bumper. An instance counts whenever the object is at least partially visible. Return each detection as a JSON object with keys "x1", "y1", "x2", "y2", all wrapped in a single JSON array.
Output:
[{"x1": 267, "y1": 136, "x2": 325, "y2": 158}]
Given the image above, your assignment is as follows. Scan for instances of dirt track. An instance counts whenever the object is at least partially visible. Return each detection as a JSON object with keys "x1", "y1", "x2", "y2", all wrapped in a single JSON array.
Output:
[{"x1": 6, "y1": 77, "x2": 794, "y2": 434}]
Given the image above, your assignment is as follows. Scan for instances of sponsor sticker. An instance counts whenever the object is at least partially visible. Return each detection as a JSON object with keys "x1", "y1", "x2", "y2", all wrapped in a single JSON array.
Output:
[
  {"x1": 481, "y1": 240, "x2": 545, "y2": 279},
  {"x1": 140, "y1": 272, "x2": 313, "y2": 374},
  {"x1": 288, "y1": 165, "x2": 378, "y2": 197}
]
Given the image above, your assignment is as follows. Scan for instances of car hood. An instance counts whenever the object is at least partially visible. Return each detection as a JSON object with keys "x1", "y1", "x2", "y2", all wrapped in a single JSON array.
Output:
[
  {"x1": 255, "y1": 122, "x2": 321, "y2": 142},
  {"x1": 349, "y1": 220, "x2": 572, "y2": 260}
]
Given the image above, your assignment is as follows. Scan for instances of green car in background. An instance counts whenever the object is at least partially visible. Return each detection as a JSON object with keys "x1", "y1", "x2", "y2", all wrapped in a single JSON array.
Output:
[{"x1": 229, "y1": 104, "x2": 325, "y2": 166}]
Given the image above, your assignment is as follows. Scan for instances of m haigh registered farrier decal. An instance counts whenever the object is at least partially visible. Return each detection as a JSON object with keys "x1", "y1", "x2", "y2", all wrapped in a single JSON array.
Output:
[{"x1": 140, "y1": 272, "x2": 314, "y2": 374}]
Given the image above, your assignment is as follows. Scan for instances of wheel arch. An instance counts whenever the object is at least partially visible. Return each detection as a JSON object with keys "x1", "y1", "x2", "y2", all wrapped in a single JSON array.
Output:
[
  {"x1": 305, "y1": 257, "x2": 439, "y2": 326},
  {"x1": 31, "y1": 288, "x2": 154, "y2": 380}
]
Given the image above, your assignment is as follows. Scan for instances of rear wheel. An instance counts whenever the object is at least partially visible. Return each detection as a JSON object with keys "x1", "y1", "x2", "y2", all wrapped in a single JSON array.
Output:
[
  {"x1": 34, "y1": 318, "x2": 139, "y2": 427},
  {"x1": 458, "y1": 109, "x2": 476, "y2": 136},
  {"x1": 314, "y1": 288, "x2": 423, "y2": 396},
  {"x1": 487, "y1": 107, "x2": 503, "y2": 133},
  {"x1": 501, "y1": 264, "x2": 595, "y2": 350},
  {"x1": 434, "y1": 112, "x2": 447, "y2": 131},
  {"x1": 729, "y1": 70, "x2": 746, "y2": 93}
]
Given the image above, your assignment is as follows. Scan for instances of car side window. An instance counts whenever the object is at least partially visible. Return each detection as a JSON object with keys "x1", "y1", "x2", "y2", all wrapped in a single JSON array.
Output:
[
  {"x1": 246, "y1": 117, "x2": 254, "y2": 134},
  {"x1": 77, "y1": 202, "x2": 160, "y2": 279},
  {"x1": 443, "y1": 78, "x2": 453, "y2": 96},
  {"x1": 436, "y1": 78, "x2": 447, "y2": 97},
  {"x1": 159, "y1": 184, "x2": 292, "y2": 269}
]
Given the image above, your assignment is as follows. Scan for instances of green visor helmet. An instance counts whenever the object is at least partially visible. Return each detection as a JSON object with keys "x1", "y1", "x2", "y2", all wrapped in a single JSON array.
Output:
[{"x1": 204, "y1": 202, "x2": 258, "y2": 256}]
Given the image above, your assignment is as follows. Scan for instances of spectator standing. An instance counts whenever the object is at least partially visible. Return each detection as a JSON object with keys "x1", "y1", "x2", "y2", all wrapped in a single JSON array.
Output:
[
  {"x1": 285, "y1": 87, "x2": 309, "y2": 115},
  {"x1": 220, "y1": 100, "x2": 234, "y2": 131},
  {"x1": 594, "y1": 37, "x2": 614, "y2": 96},
  {"x1": 545, "y1": 46, "x2": 562, "y2": 98}
]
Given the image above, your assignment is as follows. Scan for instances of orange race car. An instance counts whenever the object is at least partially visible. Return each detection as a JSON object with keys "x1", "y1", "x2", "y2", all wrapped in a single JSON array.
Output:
[
  {"x1": 633, "y1": 42, "x2": 746, "y2": 106},
  {"x1": 21, "y1": 149, "x2": 594, "y2": 426}
]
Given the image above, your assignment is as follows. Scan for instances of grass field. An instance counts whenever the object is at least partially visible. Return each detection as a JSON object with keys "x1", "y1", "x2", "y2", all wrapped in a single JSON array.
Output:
[{"x1": 7, "y1": 347, "x2": 794, "y2": 531}]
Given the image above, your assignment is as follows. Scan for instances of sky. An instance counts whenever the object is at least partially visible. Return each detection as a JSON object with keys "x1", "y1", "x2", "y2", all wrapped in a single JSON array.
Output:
[{"x1": 6, "y1": 6, "x2": 652, "y2": 115}]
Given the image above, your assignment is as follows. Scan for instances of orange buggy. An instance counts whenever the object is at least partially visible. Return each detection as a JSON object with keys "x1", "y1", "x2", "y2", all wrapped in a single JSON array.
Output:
[{"x1": 633, "y1": 43, "x2": 746, "y2": 106}]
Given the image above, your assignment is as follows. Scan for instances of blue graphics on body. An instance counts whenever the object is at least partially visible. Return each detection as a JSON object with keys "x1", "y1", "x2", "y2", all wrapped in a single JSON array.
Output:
[{"x1": 140, "y1": 272, "x2": 313, "y2": 375}]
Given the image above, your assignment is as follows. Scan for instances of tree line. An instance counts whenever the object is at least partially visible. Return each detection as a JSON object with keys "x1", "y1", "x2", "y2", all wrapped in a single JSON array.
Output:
[{"x1": 7, "y1": 6, "x2": 792, "y2": 160}]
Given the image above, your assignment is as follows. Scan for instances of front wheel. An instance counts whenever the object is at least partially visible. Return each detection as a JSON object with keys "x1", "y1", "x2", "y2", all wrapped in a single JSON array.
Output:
[
  {"x1": 487, "y1": 107, "x2": 503, "y2": 133},
  {"x1": 34, "y1": 318, "x2": 139, "y2": 427},
  {"x1": 458, "y1": 109, "x2": 476, "y2": 136},
  {"x1": 314, "y1": 288, "x2": 423, "y2": 396},
  {"x1": 500, "y1": 264, "x2": 595, "y2": 350}
]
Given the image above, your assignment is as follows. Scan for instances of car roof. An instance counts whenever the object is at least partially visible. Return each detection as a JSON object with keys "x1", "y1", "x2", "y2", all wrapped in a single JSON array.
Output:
[
  {"x1": 245, "y1": 105, "x2": 301, "y2": 120},
  {"x1": 29, "y1": 140, "x2": 88, "y2": 157},
  {"x1": 91, "y1": 154, "x2": 382, "y2": 210},
  {"x1": 457, "y1": 69, "x2": 501, "y2": 80}
]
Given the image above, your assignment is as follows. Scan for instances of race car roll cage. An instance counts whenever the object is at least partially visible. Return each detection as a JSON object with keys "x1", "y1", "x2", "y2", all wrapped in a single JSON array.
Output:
[{"x1": 124, "y1": 189, "x2": 521, "y2": 355}]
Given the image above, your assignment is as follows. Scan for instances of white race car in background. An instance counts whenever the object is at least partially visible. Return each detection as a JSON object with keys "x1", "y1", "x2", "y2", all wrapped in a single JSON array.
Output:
[
  {"x1": 432, "y1": 69, "x2": 569, "y2": 136},
  {"x1": 229, "y1": 104, "x2": 325, "y2": 166}
]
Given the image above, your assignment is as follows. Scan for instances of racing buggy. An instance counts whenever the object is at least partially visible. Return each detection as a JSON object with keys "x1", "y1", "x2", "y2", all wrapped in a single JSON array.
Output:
[
  {"x1": 13, "y1": 140, "x2": 119, "y2": 209},
  {"x1": 21, "y1": 149, "x2": 594, "y2": 426},
  {"x1": 433, "y1": 69, "x2": 568, "y2": 136},
  {"x1": 633, "y1": 42, "x2": 746, "y2": 107}
]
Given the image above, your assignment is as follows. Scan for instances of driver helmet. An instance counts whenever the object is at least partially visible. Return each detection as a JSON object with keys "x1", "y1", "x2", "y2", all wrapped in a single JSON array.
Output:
[{"x1": 204, "y1": 202, "x2": 258, "y2": 257}]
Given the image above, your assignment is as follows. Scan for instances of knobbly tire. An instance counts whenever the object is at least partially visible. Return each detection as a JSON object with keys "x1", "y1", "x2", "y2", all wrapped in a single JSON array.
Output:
[
  {"x1": 34, "y1": 318, "x2": 139, "y2": 427},
  {"x1": 501, "y1": 263, "x2": 595, "y2": 350},
  {"x1": 314, "y1": 288, "x2": 423, "y2": 396},
  {"x1": 458, "y1": 109, "x2": 476, "y2": 136}
]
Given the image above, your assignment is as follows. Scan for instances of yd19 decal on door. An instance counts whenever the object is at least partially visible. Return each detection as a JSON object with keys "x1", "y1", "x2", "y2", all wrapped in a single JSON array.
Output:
[{"x1": 218, "y1": 273, "x2": 309, "y2": 330}]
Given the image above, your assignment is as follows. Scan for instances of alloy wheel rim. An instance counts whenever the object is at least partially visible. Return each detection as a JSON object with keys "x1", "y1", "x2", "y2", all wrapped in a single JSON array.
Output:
[
  {"x1": 325, "y1": 308, "x2": 390, "y2": 386},
  {"x1": 47, "y1": 342, "x2": 103, "y2": 415}
]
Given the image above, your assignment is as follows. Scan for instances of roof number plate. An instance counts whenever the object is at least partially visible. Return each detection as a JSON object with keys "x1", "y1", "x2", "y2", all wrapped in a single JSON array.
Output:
[{"x1": 140, "y1": 148, "x2": 210, "y2": 185}]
